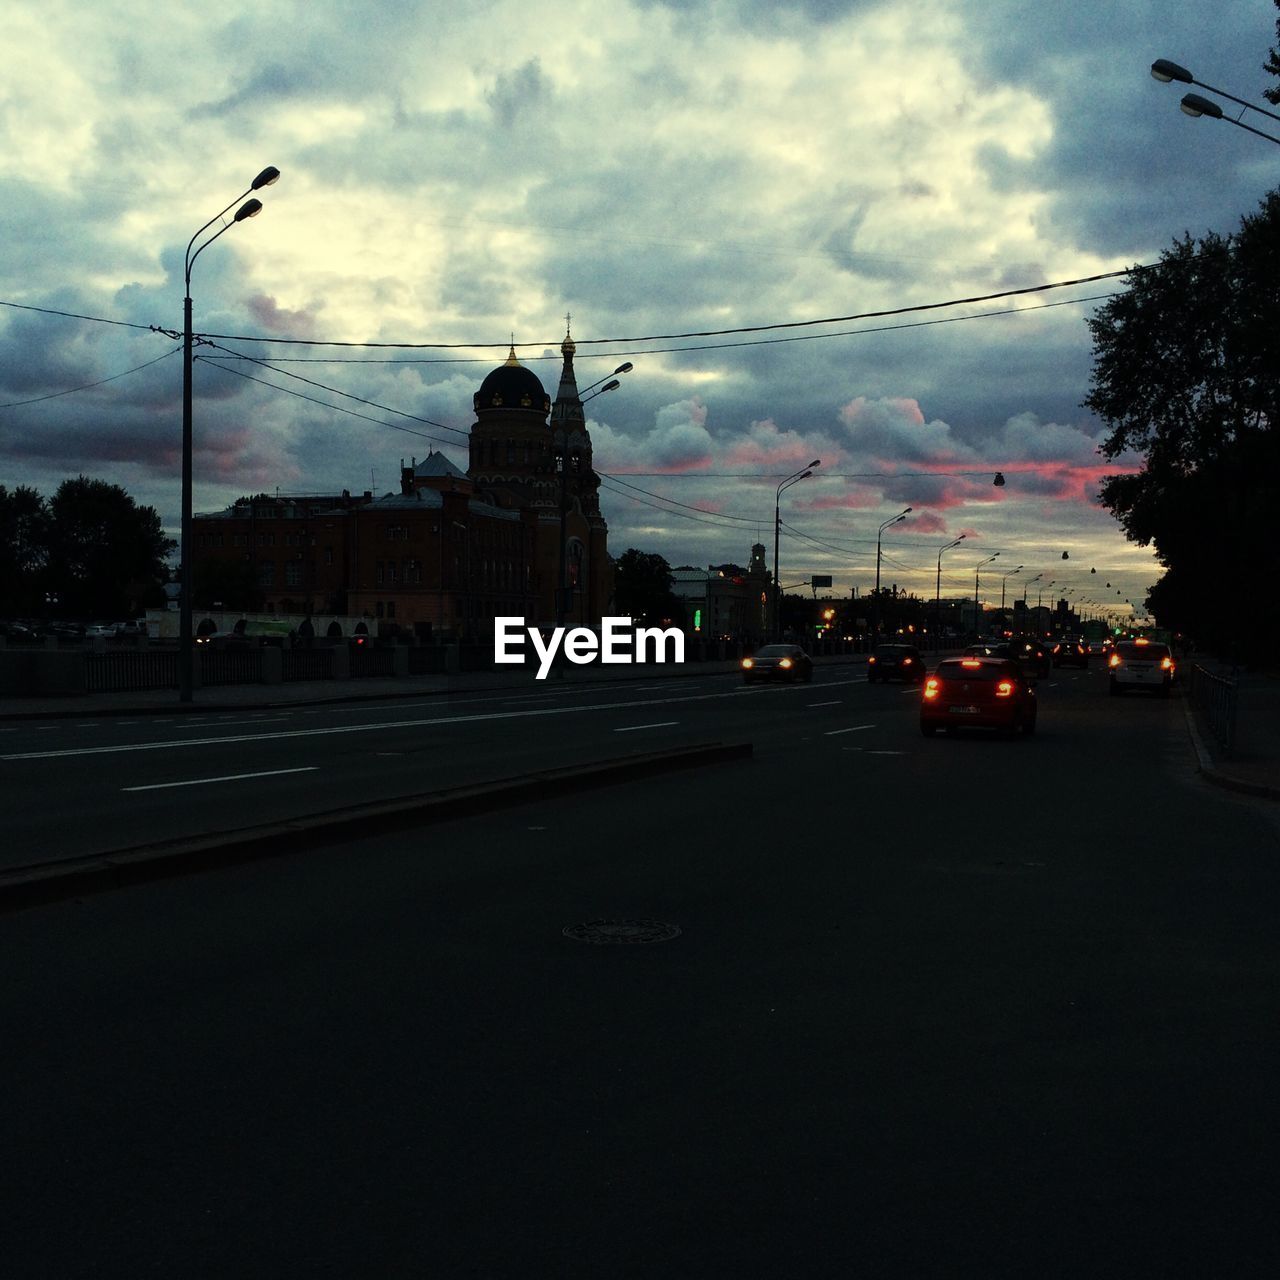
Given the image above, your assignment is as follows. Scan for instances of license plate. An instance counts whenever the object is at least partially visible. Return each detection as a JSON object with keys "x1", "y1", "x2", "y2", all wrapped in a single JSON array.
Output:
[{"x1": 949, "y1": 705, "x2": 980, "y2": 714}]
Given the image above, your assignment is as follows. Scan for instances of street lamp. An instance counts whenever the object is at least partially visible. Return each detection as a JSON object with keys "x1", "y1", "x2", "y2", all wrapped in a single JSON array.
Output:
[
  {"x1": 974, "y1": 552, "x2": 999, "y2": 638},
  {"x1": 180, "y1": 165, "x2": 279, "y2": 703},
  {"x1": 999, "y1": 565, "x2": 1023, "y2": 611},
  {"x1": 1151, "y1": 58, "x2": 1280, "y2": 146},
  {"x1": 773, "y1": 461, "x2": 820, "y2": 639},
  {"x1": 555, "y1": 365, "x2": 630, "y2": 628},
  {"x1": 873, "y1": 507, "x2": 911, "y2": 643},
  {"x1": 1021, "y1": 573, "x2": 1042, "y2": 627},
  {"x1": 1037, "y1": 579, "x2": 1055, "y2": 632},
  {"x1": 934, "y1": 535, "x2": 965, "y2": 652}
]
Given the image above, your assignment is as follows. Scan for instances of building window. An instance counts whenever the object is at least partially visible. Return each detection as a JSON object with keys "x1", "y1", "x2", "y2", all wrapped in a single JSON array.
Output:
[
  {"x1": 386, "y1": 562, "x2": 397, "y2": 584},
  {"x1": 257, "y1": 560, "x2": 275, "y2": 586},
  {"x1": 376, "y1": 601, "x2": 385, "y2": 618},
  {"x1": 285, "y1": 562, "x2": 303, "y2": 587},
  {"x1": 324, "y1": 547, "x2": 334, "y2": 565},
  {"x1": 386, "y1": 601, "x2": 396, "y2": 619},
  {"x1": 376, "y1": 561, "x2": 384, "y2": 585},
  {"x1": 257, "y1": 533, "x2": 275, "y2": 547}
]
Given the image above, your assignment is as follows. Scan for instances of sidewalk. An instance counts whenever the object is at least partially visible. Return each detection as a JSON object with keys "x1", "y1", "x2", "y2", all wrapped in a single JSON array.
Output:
[{"x1": 1182, "y1": 666, "x2": 1280, "y2": 802}]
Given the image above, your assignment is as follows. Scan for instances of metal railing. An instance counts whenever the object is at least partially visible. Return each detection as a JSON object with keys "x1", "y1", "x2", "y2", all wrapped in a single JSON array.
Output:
[
  {"x1": 199, "y1": 648, "x2": 264, "y2": 687},
  {"x1": 282, "y1": 649, "x2": 335, "y2": 682},
  {"x1": 1188, "y1": 663, "x2": 1238, "y2": 757},
  {"x1": 85, "y1": 650, "x2": 178, "y2": 692}
]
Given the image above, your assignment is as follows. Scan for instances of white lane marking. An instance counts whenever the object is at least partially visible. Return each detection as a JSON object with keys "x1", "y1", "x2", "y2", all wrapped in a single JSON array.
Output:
[
  {"x1": 3, "y1": 678, "x2": 871, "y2": 762},
  {"x1": 122, "y1": 766, "x2": 319, "y2": 792},
  {"x1": 824, "y1": 724, "x2": 876, "y2": 736},
  {"x1": 613, "y1": 721, "x2": 679, "y2": 732},
  {"x1": 900, "y1": 687, "x2": 920, "y2": 694},
  {"x1": 181, "y1": 715, "x2": 292, "y2": 729},
  {"x1": 75, "y1": 723, "x2": 101, "y2": 728},
  {"x1": 866, "y1": 750, "x2": 907, "y2": 756},
  {"x1": 37, "y1": 726, "x2": 57, "y2": 731},
  {"x1": 807, "y1": 701, "x2": 841, "y2": 707}
]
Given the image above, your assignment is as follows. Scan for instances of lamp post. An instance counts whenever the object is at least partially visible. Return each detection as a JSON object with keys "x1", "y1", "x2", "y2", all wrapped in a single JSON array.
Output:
[
  {"x1": 1021, "y1": 573, "x2": 1041, "y2": 630},
  {"x1": 973, "y1": 552, "x2": 999, "y2": 638},
  {"x1": 999, "y1": 565, "x2": 1023, "y2": 612},
  {"x1": 773, "y1": 461, "x2": 820, "y2": 639},
  {"x1": 555, "y1": 365, "x2": 630, "y2": 629},
  {"x1": 873, "y1": 507, "x2": 911, "y2": 643},
  {"x1": 934, "y1": 535, "x2": 965, "y2": 652},
  {"x1": 179, "y1": 165, "x2": 279, "y2": 703},
  {"x1": 1037, "y1": 579, "x2": 1054, "y2": 633},
  {"x1": 1151, "y1": 58, "x2": 1280, "y2": 146}
]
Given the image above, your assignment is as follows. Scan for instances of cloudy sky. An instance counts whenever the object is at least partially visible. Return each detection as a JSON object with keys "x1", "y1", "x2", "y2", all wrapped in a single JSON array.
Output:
[{"x1": 3, "y1": 0, "x2": 1277, "y2": 618}]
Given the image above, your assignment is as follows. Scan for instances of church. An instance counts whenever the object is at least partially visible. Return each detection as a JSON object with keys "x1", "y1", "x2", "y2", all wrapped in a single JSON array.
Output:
[{"x1": 191, "y1": 329, "x2": 613, "y2": 639}]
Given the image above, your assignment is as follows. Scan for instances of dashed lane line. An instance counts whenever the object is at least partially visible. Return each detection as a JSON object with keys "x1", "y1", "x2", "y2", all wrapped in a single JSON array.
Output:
[
  {"x1": 824, "y1": 724, "x2": 876, "y2": 736},
  {"x1": 1, "y1": 680, "x2": 868, "y2": 762},
  {"x1": 613, "y1": 721, "x2": 680, "y2": 732}
]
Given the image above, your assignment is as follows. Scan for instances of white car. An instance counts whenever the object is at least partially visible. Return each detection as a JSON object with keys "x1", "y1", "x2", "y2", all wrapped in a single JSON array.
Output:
[
  {"x1": 1108, "y1": 640, "x2": 1175, "y2": 697},
  {"x1": 84, "y1": 621, "x2": 116, "y2": 638}
]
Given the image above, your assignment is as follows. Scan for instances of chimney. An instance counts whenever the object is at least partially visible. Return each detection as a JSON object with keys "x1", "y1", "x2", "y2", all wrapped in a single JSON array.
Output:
[{"x1": 400, "y1": 462, "x2": 414, "y2": 496}]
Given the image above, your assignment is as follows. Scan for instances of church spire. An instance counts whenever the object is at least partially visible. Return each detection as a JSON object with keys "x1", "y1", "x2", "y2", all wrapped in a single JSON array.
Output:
[{"x1": 556, "y1": 317, "x2": 580, "y2": 409}]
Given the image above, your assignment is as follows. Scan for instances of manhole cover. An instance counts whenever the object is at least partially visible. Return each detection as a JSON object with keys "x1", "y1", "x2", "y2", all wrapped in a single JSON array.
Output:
[{"x1": 563, "y1": 919, "x2": 681, "y2": 945}]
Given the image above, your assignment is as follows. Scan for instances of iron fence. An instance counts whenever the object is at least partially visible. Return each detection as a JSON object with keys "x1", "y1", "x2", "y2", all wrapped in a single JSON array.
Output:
[
  {"x1": 1188, "y1": 663, "x2": 1238, "y2": 757},
  {"x1": 84, "y1": 649, "x2": 179, "y2": 692},
  {"x1": 199, "y1": 648, "x2": 264, "y2": 687},
  {"x1": 351, "y1": 647, "x2": 395, "y2": 678},
  {"x1": 282, "y1": 649, "x2": 335, "y2": 682}
]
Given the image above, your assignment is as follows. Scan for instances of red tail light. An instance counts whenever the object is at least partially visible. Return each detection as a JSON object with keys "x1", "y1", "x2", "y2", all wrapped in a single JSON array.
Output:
[
  {"x1": 1161, "y1": 656, "x2": 1173, "y2": 670},
  {"x1": 924, "y1": 678, "x2": 939, "y2": 699},
  {"x1": 1108, "y1": 653, "x2": 1121, "y2": 668},
  {"x1": 996, "y1": 680, "x2": 1014, "y2": 697},
  {"x1": 902, "y1": 657, "x2": 913, "y2": 665}
]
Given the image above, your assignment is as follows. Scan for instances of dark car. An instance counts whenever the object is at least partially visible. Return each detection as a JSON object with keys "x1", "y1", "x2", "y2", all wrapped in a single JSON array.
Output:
[
  {"x1": 1016, "y1": 637, "x2": 1052, "y2": 678},
  {"x1": 867, "y1": 643, "x2": 926, "y2": 683},
  {"x1": 921, "y1": 655, "x2": 1038, "y2": 738},
  {"x1": 1052, "y1": 636, "x2": 1088, "y2": 668},
  {"x1": 742, "y1": 643, "x2": 813, "y2": 683}
]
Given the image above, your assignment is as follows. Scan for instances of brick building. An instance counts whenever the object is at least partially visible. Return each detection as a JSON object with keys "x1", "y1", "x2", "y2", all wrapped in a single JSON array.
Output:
[{"x1": 192, "y1": 330, "x2": 613, "y2": 638}]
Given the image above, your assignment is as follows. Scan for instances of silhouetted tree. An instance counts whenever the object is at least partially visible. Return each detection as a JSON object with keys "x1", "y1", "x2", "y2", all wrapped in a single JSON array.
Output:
[
  {"x1": 613, "y1": 549, "x2": 681, "y2": 624},
  {"x1": 45, "y1": 476, "x2": 175, "y2": 618},
  {"x1": 0, "y1": 485, "x2": 50, "y2": 614},
  {"x1": 1085, "y1": 190, "x2": 1280, "y2": 658}
]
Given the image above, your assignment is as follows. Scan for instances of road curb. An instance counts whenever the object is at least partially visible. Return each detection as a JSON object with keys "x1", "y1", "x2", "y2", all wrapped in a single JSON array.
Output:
[
  {"x1": 0, "y1": 655, "x2": 878, "y2": 720},
  {"x1": 0, "y1": 740, "x2": 754, "y2": 912},
  {"x1": 1182, "y1": 702, "x2": 1280, "y2": 803}
]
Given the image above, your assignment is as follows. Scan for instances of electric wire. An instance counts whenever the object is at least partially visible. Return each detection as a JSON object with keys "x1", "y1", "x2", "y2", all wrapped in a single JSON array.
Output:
[{"x1": 0, "y1": 346, "x2": 181, "y2": 408}]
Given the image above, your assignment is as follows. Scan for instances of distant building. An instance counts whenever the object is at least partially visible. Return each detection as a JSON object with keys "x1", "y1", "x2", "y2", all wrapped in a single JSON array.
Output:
[
  {"x1": 670, "y1": 543, "x2": 771, "y2": 638},
  {"x1": 191, "y1": 330, "x2": 613, "y2": 638}
]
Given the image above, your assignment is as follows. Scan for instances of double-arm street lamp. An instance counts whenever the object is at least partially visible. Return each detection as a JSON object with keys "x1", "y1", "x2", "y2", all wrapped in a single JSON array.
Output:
[
  {"x1": 773, "y1": 461, "x2": 820, "y2": 639},
  {"x1": 873, "y1": 507, "x2": 911, "y2": 641},
  {"x1": 1151, "y1": 58, "x2": 1280, "y2": 147},
  {"x1": 180, "y1": 165, "x2": 280, "y2": 703},
  {"x1": 934, "y1": 535, "x2": 965, "y2": 651}
]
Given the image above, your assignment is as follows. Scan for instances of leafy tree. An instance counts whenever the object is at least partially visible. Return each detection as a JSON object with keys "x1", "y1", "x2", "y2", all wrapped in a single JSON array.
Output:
[
  {"x1": 613, "y1": 548, "x2": 681, "y2": 624},
  {"x1": 1084, "y1": 190, "x2": 1280, "y2": 659},
  {"x1": 0, "y1": 484, "x2": 50, "y2": 615},
  {"x1": 45, "y1": 476, "x2": 176, "y2": 618}
]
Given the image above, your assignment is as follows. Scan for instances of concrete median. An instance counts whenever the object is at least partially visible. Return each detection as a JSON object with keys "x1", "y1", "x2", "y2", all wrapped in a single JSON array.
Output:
[{"x1": 0, "y1": 740, "x2": 753, "y2": 912}]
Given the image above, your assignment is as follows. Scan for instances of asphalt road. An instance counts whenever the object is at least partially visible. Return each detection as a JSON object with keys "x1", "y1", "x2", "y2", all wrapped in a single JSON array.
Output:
[
  {"x1": 6, "y1": 665, "x2": 940, "y2": 865},
  {"x1": 6, "y1": 665, "x2": 1280, "y2": 1275}
]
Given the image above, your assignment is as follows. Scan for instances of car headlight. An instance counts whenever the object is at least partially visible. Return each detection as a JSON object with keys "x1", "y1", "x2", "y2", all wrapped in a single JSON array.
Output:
[{"x1": 780, "y1": 658, "x2": 792, "y2": 669}]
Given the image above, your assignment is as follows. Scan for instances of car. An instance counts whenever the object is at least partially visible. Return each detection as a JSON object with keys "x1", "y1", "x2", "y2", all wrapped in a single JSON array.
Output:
[
  {"x1": 1086, "y1": 638, "x2": 1112, "y2": 659},
  {"x1": 1108, "y1": 639, "x2": 1175, "y2": 697},
  {"x1": 921, "y1": 656, "x2": 1038, "y2": 737},
  {"x1": 741, "y1": 643, "x2": 813, "y2": 683},
  {"x1": 867, "y1": 643, "x2": 926, "y2": 683},
  {"x1": 1052, "y1": 636, "x2": 1088, "y2": 668},
  {"x1": 1015, "y1": 637, "x2": 1052, "y2": 678}
]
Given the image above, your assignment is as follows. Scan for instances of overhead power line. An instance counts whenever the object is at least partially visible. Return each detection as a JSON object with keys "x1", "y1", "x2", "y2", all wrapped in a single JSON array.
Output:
[
  {"x1": 0, "y1": 345, "x2": 181, "y2": 408},
  {"x1": 194, "y1": 268, "x2": 1141, "y2": 349}
]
